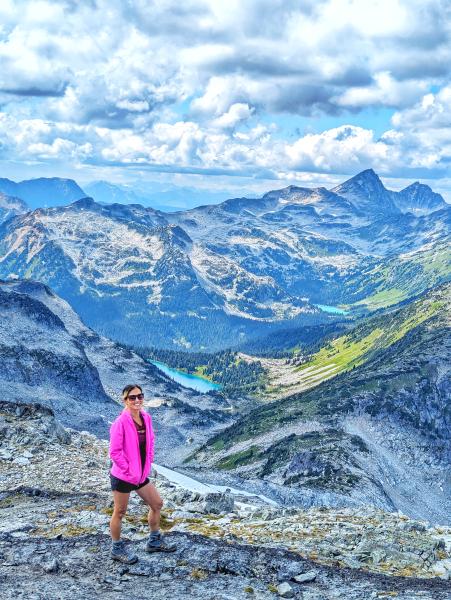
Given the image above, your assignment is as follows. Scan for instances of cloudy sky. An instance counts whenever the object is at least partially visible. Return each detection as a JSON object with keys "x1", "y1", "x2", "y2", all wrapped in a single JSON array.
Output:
[{"x1": 1, "y1": 0, "x2": 450, "y2": 205}]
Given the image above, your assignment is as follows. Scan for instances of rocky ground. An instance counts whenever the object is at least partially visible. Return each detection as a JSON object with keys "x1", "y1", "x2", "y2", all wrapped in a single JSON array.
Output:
[{"x1": 1, "y1": 402, "x2": 451, "y2": 599}]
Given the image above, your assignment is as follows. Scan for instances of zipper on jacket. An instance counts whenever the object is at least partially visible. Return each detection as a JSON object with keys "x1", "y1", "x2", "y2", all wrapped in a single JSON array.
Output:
[
  {"x1": 123, "y1": 411, "x2": 150, "y2": 484},
  {"x1": 125, "y1": 411, "x2": 141, "y2": 484}
]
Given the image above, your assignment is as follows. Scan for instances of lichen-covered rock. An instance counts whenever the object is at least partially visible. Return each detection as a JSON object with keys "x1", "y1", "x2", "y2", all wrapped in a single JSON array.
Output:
[{"x1": 203, "y1": 492, "x2": 235, "y2": 515}]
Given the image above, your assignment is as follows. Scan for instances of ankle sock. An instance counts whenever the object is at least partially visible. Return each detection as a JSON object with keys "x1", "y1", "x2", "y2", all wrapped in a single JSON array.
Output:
[{"x1": 149, "y1": 529, "x2": 160, "y2": 540}]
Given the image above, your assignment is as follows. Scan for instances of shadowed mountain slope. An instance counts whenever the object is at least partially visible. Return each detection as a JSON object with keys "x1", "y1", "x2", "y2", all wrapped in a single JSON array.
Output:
[{"x1": 0, "y1": 279, "x2": 232, "y2": 460}]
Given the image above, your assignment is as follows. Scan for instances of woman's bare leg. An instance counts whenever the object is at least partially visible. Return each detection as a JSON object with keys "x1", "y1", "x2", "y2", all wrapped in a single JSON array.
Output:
[
  {"x1": 110, "y1": 490, "x2": 130, "y2": 541},
  {"x1": 136, "y1": 482, "x2": 163, "y2": 532}
]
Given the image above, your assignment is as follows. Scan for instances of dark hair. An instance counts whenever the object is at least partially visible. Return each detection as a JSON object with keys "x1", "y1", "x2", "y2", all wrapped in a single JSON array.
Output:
[{"x1": 122, "y1": 384, "x2": 143, "y2": 401}]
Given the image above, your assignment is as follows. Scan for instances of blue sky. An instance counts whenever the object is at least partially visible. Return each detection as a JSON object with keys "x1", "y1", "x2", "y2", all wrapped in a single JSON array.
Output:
[{"x1": 0, "y1": 0, "x2": 450, "y2": 206}]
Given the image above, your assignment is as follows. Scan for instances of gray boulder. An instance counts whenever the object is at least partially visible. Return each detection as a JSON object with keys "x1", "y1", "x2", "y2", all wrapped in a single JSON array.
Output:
[{"x1": 203, "y1": 492, "x2": 235, "y2": 515}]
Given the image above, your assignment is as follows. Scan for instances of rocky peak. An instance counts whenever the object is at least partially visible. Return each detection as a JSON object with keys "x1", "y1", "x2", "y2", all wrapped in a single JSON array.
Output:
[
  {"x1": 70, "y1": 196, "x2": 97, "y2": 210},
  {"x1": 333, "y1": 168, "x2": 384, "y2": 191},
  {"x1": 331, "y1": 169, "x2": 399, "y2": 215},
  {"x1": 395, "y1": 181, "x2": 448, "y2": 215}
]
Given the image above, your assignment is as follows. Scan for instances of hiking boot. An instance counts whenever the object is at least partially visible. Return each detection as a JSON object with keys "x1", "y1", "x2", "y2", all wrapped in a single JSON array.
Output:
[
  {"x1": 145, "y1": 532, "x2": 176, "y2": 553},
  {"x1": 111, "y1": 540, "x2": 138, "y2": 564}
]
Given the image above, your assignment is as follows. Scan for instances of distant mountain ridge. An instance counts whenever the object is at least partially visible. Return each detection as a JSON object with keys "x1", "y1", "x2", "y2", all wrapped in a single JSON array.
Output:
[
  {"x1": 0, "y1": 169, "x2": 449, "y2": 349},
  {"x1": 84, "y1": 180, "x2": 232, "y2": 211},
  {"x1": 0, "y1": 177, "x2": 86, "y2": 209},
  {"x1": 3, "y1": 170, "x2": 447, "y2": 215}
]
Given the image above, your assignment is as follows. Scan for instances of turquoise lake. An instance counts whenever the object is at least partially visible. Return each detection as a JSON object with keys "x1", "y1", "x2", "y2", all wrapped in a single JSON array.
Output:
[
  {"x1": 149, "y1": 360, "x2": 222, "y2": 393},
  {"x1": 314, "y1": 304, "x2": 348, "y2": 315}
]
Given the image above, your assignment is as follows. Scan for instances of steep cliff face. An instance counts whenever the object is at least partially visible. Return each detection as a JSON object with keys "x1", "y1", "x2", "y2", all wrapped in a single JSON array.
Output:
[{"x1": 192, "y1": 284, "x2": 451, "y2": 523}]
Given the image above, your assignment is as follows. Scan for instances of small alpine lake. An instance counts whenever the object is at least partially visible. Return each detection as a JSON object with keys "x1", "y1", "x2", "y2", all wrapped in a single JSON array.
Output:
[
  {"x1": 149, "y1": 360, "x2": 222, "y2": 393},
  {"x1": 314, "y1": 303, "x2": 348, "y2": 315}
]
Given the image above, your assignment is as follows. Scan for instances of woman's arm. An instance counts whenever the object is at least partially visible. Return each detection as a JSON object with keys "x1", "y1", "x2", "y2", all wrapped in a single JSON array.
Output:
[{"x1": 109, "y1": 420, "x2": 130, "y2": 473}]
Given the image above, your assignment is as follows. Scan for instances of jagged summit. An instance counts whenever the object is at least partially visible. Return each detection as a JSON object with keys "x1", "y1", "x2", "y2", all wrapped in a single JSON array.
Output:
[
  {"x1": 395, "y1": 181, "x2": 447, "y2": 215},
  {"x1": 219, "y1": 169, "x2": 395, "y2": 217},
  {"x1": 331, "y1": 168, "x2": 385, "y2": 194},
  {"x1": 330, "y1": 169, "x2": 399, "y2": 215}
]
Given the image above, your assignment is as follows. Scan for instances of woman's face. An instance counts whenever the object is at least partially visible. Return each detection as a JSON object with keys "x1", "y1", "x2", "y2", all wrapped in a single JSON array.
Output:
[{"x1": 125, "y1": 387, "x2": 144, "y2": 410}]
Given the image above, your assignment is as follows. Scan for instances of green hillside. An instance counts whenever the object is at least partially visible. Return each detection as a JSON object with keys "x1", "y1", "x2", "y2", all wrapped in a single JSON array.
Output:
[
  {"x1": 249, "y1": 278, "x2": 447, "y2": 400},
  {"x1": 348, "y1": 240, "x2": 450, "y2": 311}
]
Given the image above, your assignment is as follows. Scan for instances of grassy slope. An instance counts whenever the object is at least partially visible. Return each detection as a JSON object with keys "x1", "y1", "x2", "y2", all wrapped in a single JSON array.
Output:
[
  {"x1": 251, "y1": 282, "x2": 446, "y2": 399},
  {"x1": 350, "y1": 240, "x2": 450, "y2": 311}
]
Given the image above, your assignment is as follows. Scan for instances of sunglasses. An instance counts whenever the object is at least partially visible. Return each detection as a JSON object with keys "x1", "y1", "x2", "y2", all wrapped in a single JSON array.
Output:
[{"x1": 127, "y1": 393, "x2": 144, "y2": 401}]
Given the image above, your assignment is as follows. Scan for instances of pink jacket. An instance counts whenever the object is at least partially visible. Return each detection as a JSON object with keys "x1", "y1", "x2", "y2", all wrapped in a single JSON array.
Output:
[{"x1": 109, "y1": 409, "x2": 155, "y2": 485}]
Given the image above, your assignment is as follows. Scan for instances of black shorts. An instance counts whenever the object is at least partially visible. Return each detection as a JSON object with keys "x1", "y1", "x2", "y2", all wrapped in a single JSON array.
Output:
[{"x1": 110, "y1": 473, "x2": 150, "y2": 493}]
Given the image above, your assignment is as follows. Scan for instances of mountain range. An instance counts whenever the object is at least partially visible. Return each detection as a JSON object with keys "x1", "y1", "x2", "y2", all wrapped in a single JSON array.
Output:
[
  {"x1": 0, "y1": 168, "x2": 449, "y2": 526},
  {"x1": 0, "y1": 169, "x2": 449, "y2": 349},
  {"x1": 84, "y1": 180, "x2": 231, "y2": 212}
]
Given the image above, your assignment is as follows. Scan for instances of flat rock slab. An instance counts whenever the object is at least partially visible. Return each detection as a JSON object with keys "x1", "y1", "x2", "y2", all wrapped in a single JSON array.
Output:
[{"x1": 293, "y1": 570, "x2": 317, "y2": 583}]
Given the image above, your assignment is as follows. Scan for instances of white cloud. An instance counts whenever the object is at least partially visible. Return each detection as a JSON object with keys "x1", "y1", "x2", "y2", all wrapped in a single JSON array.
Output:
[
  {"x1": 392, "y1": 85, "x2": 451, "y2": 130},
  {"x1": 335, "y1": 72, "x2": 428, "y2": 109},
  {"x1": 284, "y1": 126, "x2": 390, "y2": 172},
  {"x1": 0, "y1": 0, "x2": 449, "y2": 193},
  {"x1": 212, "y1": 103, "x2": 254, "y2": 130},
  {"x1": 1, "y1": 0, "x2": 448, "y2": 118}
]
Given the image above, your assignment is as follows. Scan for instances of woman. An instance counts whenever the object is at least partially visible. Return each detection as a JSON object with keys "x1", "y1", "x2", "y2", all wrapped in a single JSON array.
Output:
[{"x1": 109, "y1": 384, "x2": 176, "y2": 563}]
